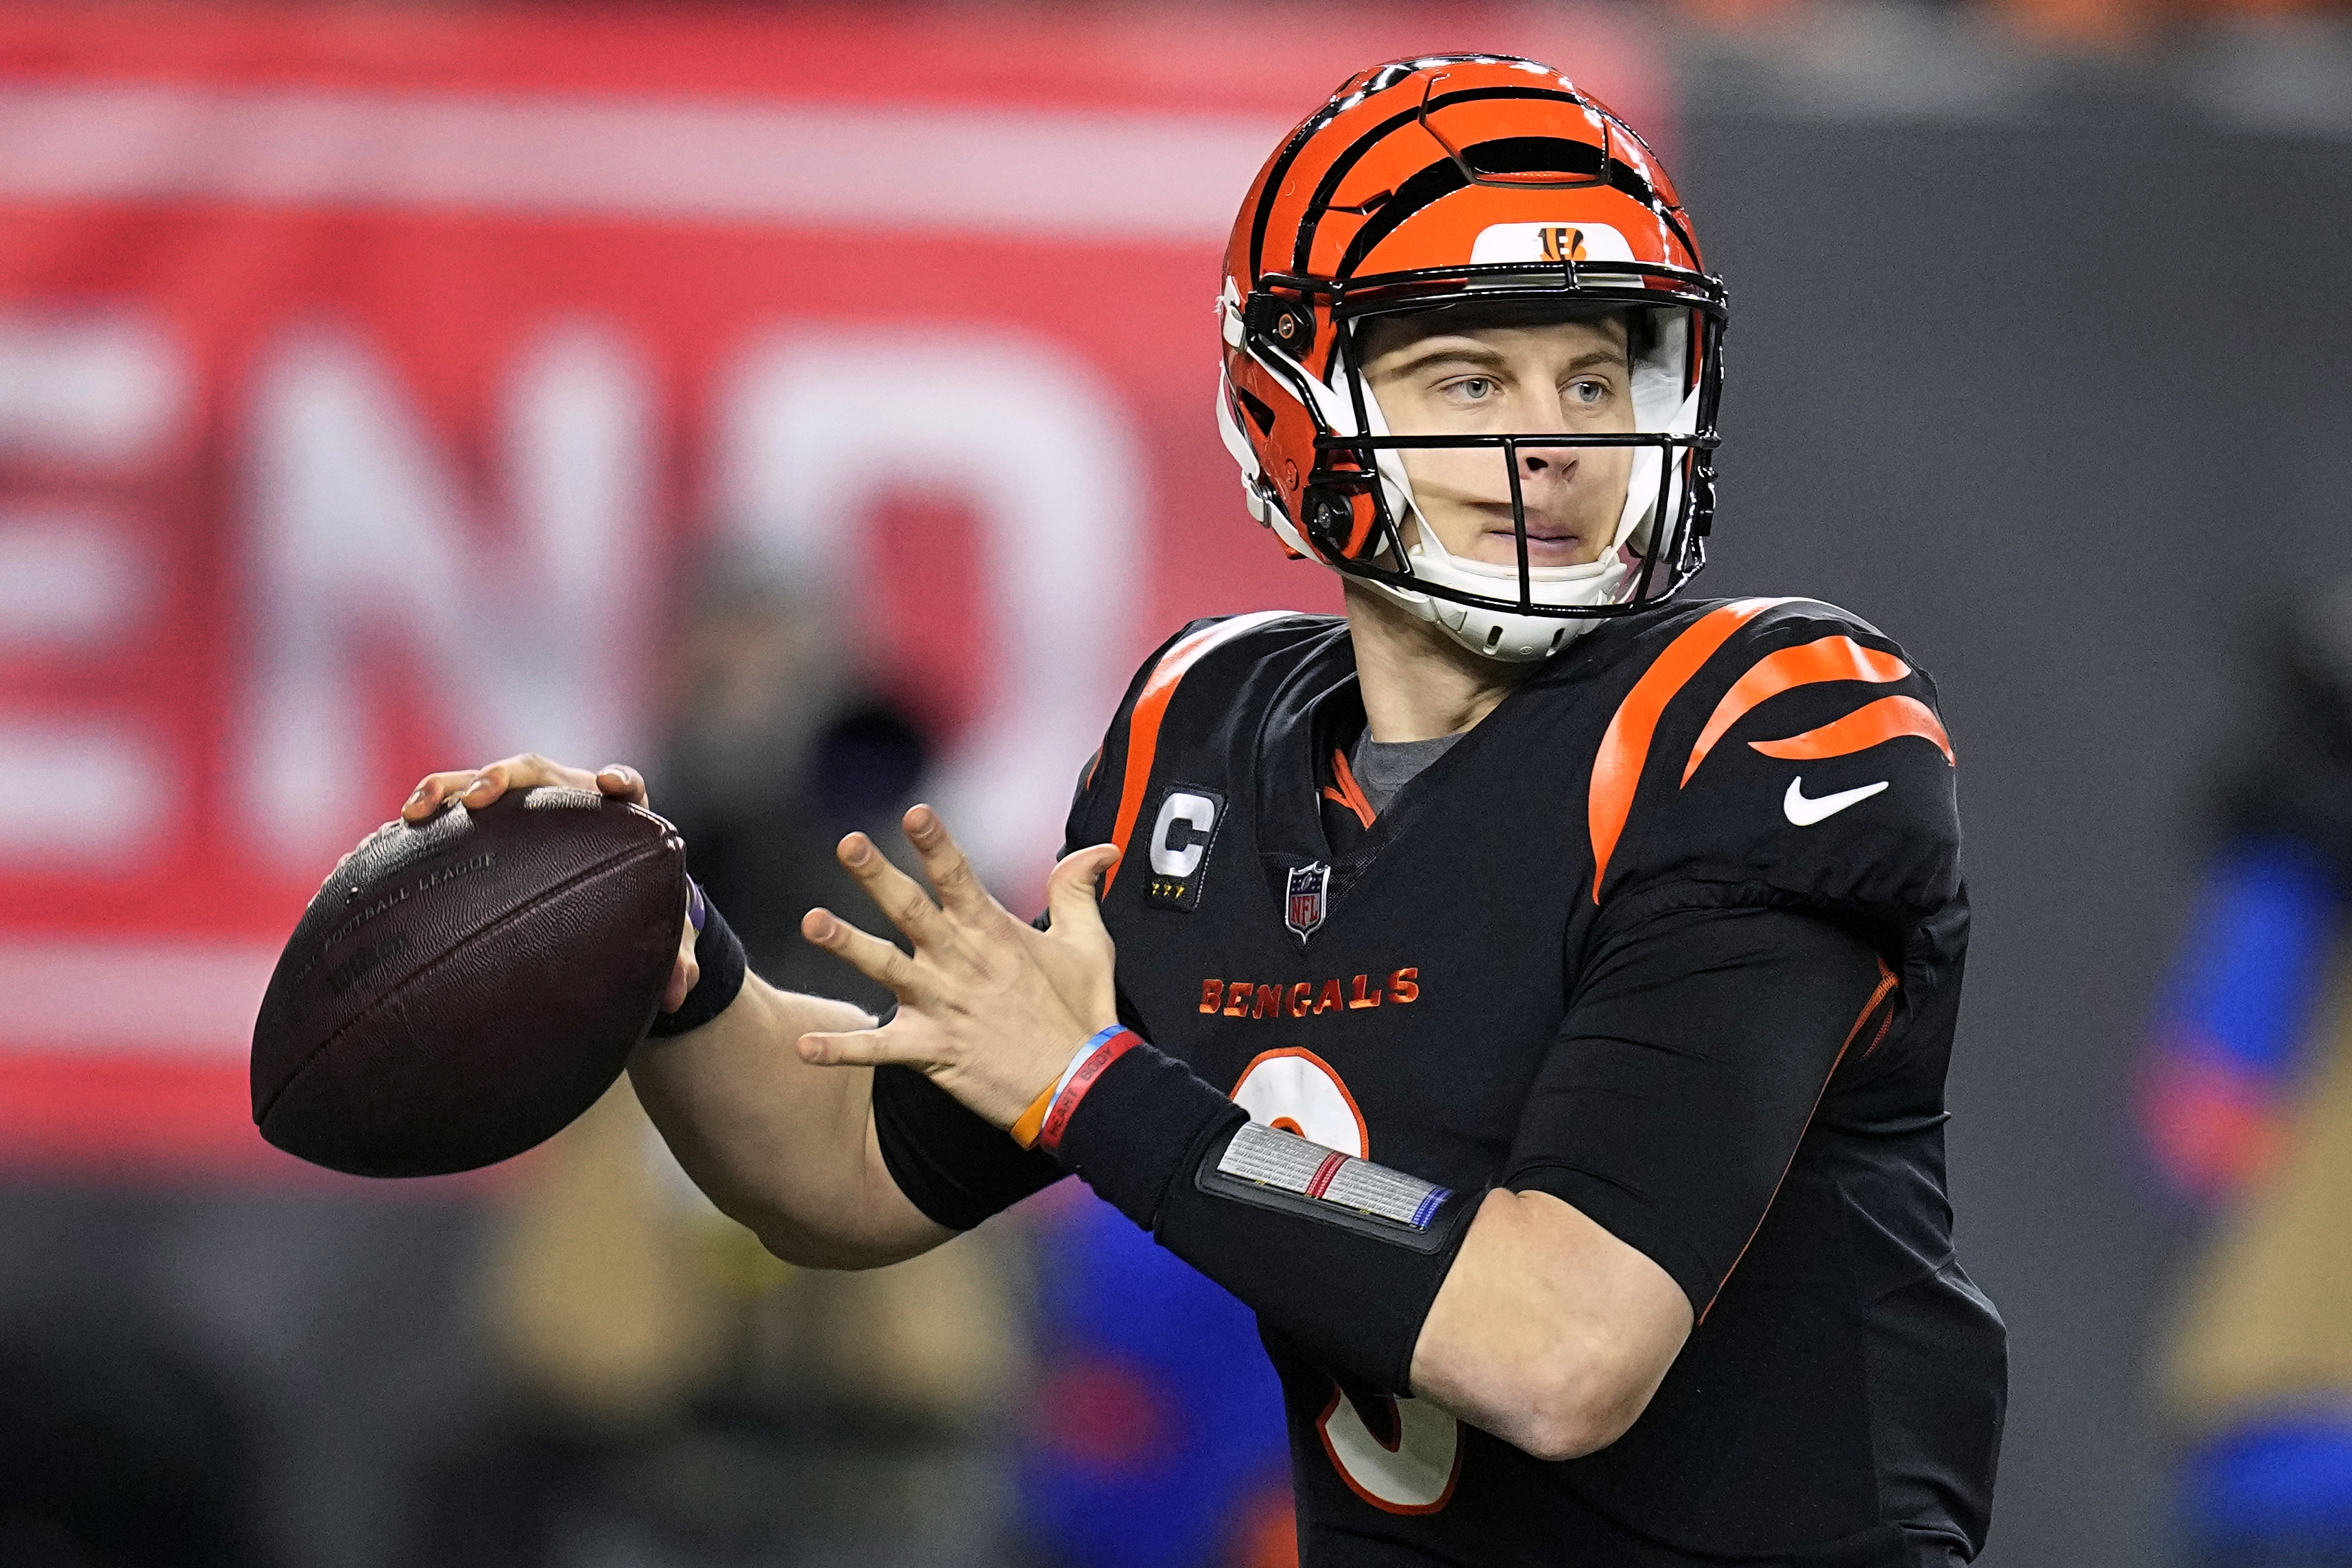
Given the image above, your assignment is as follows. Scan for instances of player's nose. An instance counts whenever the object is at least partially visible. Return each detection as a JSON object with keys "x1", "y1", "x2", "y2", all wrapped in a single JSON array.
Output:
[{"x1": 1517, "y1": 441, "x2": 1578, "y2": 480}]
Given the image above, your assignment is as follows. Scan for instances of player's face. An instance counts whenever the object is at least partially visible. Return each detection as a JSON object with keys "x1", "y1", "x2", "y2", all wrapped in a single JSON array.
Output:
[{"x1": 1359, "y1": 313, "x2": 1635, "y2": 570}]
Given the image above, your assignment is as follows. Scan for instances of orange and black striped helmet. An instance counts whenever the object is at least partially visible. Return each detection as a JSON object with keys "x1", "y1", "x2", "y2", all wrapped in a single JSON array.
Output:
[{"x1": 1215, "y1": 54, "x2": 1727, "y2": 660}]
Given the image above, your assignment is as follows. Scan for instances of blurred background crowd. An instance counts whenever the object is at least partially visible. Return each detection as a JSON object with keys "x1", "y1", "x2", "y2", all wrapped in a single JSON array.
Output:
[{"x1": 3, "y1": 2, "x2": 2351, "y2": 1566}]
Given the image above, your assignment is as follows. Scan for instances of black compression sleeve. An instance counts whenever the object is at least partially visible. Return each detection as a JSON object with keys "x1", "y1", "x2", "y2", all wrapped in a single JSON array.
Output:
[
  {"x1": 1505, "y1": 902, "x2": 1890, "y2": 1313},
  {"x1": 1053, "y1": 1043, "x2": 1476, "y2": 1395},
  {"x1": 871, "y1": 1064, "x2": 1064, "y2": 1231}
]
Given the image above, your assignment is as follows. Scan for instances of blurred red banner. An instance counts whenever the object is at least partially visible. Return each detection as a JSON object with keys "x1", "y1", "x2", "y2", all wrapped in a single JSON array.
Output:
[{"x1": 0, "y1": 1, "x2": 1661, "y2": 1175}]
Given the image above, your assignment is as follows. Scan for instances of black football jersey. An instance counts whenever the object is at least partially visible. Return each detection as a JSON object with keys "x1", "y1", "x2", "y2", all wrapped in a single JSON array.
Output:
[{"x1": 874, "y1": 596, "x2": 2006, "y2": 1567}]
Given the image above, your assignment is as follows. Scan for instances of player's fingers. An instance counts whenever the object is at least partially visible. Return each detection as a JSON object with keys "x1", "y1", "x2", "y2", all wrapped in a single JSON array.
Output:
[
  {"x1": 1044, "y1": 844, "x2": 1120, "y2": 939},
  {"x1": 595, "y1": 763, "x2": 651, "y2": 807},
  {"x1": 902, "y1": 804, "x2": 994, "y2": 919},
  {"x1": 1043, "y1": 844, "x2": 1120, "y2": 1030},
  {"x1": 837, "y1": 832, "x2": 961, "y2": 956},
  {"x1": 401, "y1": 771, "x2": 478, "y2": 822},
  {"x1": 796, "y1": 1027, "x2": 911, "y2": 1068},
  {"x1": 459, "y1": 752, "x2": 599, "y2": 810},
  {"x1": 801, "y1": 906, "x2": 928, "y2": 999}
]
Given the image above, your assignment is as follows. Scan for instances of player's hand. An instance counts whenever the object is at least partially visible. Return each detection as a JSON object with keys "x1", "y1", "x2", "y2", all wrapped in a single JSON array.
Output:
[
  {"x1": 399, "y1": 756, "x2": 700, "y2": 1011},
  {"x1": 796, "y1": 804, "x2": 1120, "y2": 1130}
]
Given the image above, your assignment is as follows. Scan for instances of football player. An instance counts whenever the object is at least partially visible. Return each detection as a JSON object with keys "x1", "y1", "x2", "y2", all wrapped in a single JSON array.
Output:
[{"x1": 407, "y1": 55, "x2": 2006, "y2": 1566}]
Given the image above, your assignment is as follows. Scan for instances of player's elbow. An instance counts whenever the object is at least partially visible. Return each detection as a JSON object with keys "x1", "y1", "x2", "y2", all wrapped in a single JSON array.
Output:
[
  {"x1": 1512, "y1": 1412, "x2": 1610, "y2": 1465},
  {"x1": 743, "y1": 1202, "x2": 937, "y2": 1270},
  {"x1": 752, "y1": 1222, "x2": 900, "y2": 1271},
  {"x1": 1415, "y1": 1188, "x2": 1691, "y2": 1460},
  {"x1": 694, "y1": 1177, "x2": 919, "y2": 1270},
  {"x1": 708, "y1": 1193, "x2": 834, "y2": 1267},
  {"x1": 1503, "y1": 1335, "x2": 1659, "y2": 1462}
]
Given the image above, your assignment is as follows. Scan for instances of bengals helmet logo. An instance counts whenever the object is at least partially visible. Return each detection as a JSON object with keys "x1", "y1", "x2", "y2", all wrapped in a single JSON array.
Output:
[{"x1": 1538, "y1": 226, "x2": 1587, "y2": 263}]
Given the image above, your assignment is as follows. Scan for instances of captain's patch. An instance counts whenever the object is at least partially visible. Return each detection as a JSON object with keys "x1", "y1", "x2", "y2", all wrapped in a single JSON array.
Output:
[{"x1": 1144, "y1": 785, "x2": 1225, "y2": 912}]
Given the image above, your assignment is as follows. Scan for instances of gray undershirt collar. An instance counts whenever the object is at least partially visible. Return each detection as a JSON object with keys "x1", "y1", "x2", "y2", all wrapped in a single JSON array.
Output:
[{"x1": 1347, "y1": 729, "x2": 1465, "y2": 818}]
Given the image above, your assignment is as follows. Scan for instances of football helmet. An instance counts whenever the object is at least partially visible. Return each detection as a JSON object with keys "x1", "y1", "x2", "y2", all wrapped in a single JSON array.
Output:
[{"x1": 1217, "y1": 55, "x2": 1726, "y2": 661}]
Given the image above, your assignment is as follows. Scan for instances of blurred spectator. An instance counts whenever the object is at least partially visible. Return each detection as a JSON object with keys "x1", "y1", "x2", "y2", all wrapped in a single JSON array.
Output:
[
  {"x1": 649, "y1": 551, "x2": 1299, "y2": 1567},
  {"x1": 655, "y1": 553, "x2": 932, "y2": 1008},
  {"x1": 427, "y1": 1084, "x2": 1027, "y2": 1567},
  {"x1": 424, "y1": 555, "x2": 1029, "y2": 1566},
  {"x1": 2141, "y1": 579, "x2": 2352, "y2": 1565}
]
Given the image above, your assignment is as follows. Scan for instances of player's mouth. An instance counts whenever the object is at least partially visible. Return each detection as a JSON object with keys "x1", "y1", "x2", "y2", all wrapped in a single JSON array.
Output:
[{"x1": 1478, "y1": 511, "x2": 1592, "y2": 568}]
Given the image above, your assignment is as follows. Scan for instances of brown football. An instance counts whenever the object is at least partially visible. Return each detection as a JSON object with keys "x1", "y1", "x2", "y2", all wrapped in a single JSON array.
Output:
[{"x1": 250, "y1": 786, "x2": 688, "y2": 1177}]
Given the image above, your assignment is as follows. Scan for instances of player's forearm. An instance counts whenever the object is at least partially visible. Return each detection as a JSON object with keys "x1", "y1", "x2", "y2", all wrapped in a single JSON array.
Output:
[
  {"x1": 627, "y1": 974, "x2": 950, "y2": 1269},
  {"x1": 1027, "y1": 1034, "x2": 1691, "y2": 1461},
  {"x1": 1408, "y1": 1190, "x2": 1690, "y2": 1462}
]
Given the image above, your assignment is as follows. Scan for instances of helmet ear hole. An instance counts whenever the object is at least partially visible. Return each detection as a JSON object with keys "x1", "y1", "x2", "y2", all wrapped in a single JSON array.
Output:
[
  {"x1": 1303, "y1": 488, "x2": 1356, "y2": 559},
  {"x1": 1244, "y1": 291, "x2": 1316, "y2": 357}
]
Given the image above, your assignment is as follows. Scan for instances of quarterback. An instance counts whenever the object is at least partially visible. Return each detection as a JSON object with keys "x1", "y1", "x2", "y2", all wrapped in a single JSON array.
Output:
[{"x1": 407, "y1": 56, "x2": 2005, "y2": 1567}]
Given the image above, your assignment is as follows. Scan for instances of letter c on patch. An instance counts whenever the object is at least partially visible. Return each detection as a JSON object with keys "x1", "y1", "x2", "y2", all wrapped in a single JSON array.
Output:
[{"x1": 1149, "y1": 791, "x2": 1220, "y2": 878}]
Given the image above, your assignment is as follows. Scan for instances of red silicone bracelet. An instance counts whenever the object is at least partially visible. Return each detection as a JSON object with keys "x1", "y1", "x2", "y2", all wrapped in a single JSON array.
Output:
[{"x1": 1037, "y1": 1026, "x2": 1141, "y2": 1155}]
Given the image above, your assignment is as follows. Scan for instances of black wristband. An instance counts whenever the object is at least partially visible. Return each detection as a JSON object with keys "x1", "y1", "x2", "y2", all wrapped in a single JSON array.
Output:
[
  {"x1": 645, "y1": 884, "x2": 747, "y2": 1037},
  {"x1": 1052, "y1": 1039, "x2": 1477, "y2": 1395},
  {"x1": 1049, "y1": 1039, "x2": 1240, "y2": 1227}
]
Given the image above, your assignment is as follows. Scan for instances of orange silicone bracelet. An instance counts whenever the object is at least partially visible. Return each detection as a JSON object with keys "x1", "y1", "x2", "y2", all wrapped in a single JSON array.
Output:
[{"x1": 1009, "y1": 1078, "x2": 1058, "y2": 1149}]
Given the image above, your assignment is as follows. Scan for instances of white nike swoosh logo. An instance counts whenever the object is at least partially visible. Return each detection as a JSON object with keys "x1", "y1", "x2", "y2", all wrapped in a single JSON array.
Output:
[{"x1": 1784, "y1": 776, "x2": 1888, "y2": 826}]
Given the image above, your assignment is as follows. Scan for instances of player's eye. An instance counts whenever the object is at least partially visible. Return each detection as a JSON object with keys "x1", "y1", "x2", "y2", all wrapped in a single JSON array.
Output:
[
  {"x1": 1565, "y1": 378, "x2": 1610, "y2": 407},
  {"x1": 1440, "y1": 376, "x2": 1496, "y2": 404}
]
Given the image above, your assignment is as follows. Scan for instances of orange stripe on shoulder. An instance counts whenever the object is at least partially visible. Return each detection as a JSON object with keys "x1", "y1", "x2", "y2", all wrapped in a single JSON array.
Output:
[
  {"x1": 1589, "y1": 598, "x2": 1794, "y2": 904},
  {"x1": 1103, "y1": 612, "x2": 1296, "y2": 892},
  {"x1": 1681, "y1": 636, "x2": 1910, "y2": 786},
  {"x1": 1748, "y1": 694, "x2": 1955, "y2": 767}
]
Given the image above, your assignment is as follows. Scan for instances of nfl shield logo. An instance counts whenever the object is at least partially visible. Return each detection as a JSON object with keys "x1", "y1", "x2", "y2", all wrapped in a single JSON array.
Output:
[{"x1": 1284, "y1": 862, "x2": 1330, "y2": 940}]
